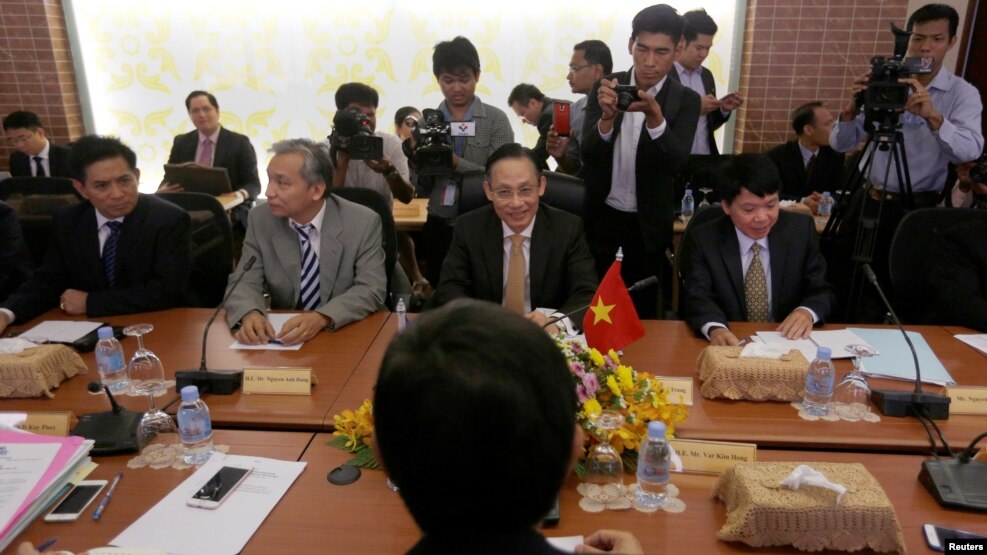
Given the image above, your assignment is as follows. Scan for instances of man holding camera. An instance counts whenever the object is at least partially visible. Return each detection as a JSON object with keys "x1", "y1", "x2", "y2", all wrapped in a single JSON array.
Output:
[
  {"x1": 581, "y1": 4, "x2": 701, "y2": 319},
  {"x1": 946, "y1": 155, "x2": 987, "y2": 209}
]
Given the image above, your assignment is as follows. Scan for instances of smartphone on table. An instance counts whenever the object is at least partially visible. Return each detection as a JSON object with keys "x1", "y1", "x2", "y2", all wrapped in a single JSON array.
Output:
[
  {"x1": 44, "y1": 480, "x2": 108, "y2": 522},
  {"x1": 186, "y1": 464, "x2": 253, "y2": 510},
  {"x1": 924, "y1": 523, "x2": 987, "y2": 552}
]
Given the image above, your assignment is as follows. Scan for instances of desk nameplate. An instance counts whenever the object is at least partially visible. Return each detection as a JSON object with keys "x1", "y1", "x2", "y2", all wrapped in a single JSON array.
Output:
[
  {"x1": 945, "y1": 386, "x2": 987, "y2": 415},
  {"x1": 669, "y1": 438, "x2": 757, "y2": 475},
  {"x1": 655, "y1": 376, "x2": 693, "y2": 406},
  {"x1": 0, "y1": 411, "x2": 72, "y2": 435},
  {"x1": 242, "y1": 367, "x2": 313, "y2": 396}
]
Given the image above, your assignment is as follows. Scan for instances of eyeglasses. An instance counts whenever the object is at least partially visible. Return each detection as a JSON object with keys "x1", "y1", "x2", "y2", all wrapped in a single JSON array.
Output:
[
  {"x1": 6, "y1": 134, "x2": 34, "y2": 145},
  {"x1": 567, "y1": 63, "x2": 593, "y2": 74},
  {"x1": 491, "y1": 187, "x2": 538, "y2": 201}
]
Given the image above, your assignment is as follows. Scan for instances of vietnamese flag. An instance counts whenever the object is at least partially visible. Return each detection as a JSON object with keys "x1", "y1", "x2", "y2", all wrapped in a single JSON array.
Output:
[{"x1": 582, "y1": 259, "x2": 645, "y2": 352}]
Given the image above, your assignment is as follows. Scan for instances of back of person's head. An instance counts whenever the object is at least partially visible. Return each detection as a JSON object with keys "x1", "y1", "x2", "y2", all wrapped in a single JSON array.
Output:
[
  {"x1": 269, "y1": 138, "x2": 334, "y2": 196},
  {"x1": 631, "y1": 4, "x2": 684, "y2": 44},
  {"x1": 334, "y1": 82, "x2": 379, "y2": 110},
  {"x1": 484, "y1": 142, "x2": 542, "y2": 179},
  {"x1": 507, "y1": 83, "x2": 545, "y2": 106},
  {"x1": 433, "y1": 36, "x2": 481, "y2": 77},
  {"x1": 374, "y1": 300, "x2": 576, "y2": 536},
  {"x1": 394, "y1": 106, "x2": 420, "y2": 127},
  {"x1": 683, "y1": 8, "x2": 718, "y2": 43},
  {"x1": 184, "y1": 90, "x2": 219, "y2": 111},
  {"x1": 68, "y1": 135, "x2": 138, "y2": 183},
  {"x1": 908, "y1": 3, "x2": 959, "y2": 37},
  {"x1": 791, "y1": 101, "x2": 824, "y2": 135},
  {"x1": 2, "y1": 111, "x2": 43, "y2": 131},
  {"x1": 719, "y1": 153, "x2": 782, "y2": 203},
  {"x1": 574, "y1": 39, "x2": 614, "y2": 74}
]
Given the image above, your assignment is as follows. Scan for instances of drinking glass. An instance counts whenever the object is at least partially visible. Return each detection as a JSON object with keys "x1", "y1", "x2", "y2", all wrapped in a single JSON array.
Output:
[
  {"x1": 583, "y1": 411, "x2": 625, "y2": 496},
  {"x1": 698, "y1": 187, "x2": 713, "y2": 208},
  {"x1": 125, "y1": 324, "x2": 177, "y2": 446},
  {"x1": 834, "y1": 344, "x2": 875, "y2": 420}
]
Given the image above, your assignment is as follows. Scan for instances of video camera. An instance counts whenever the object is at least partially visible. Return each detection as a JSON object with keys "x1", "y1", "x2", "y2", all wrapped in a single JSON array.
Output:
[
  {"x1": 970, "y1": 155, "x2": 987, "y2": 184},
  {"x1": 405, "y1": 108, "x2": 454, "y2": 177},
  {"x1": 857, "y1": 23, "x2": 934, "y2": 132},
  {"x1": 328, "y1": 108, "x2": 383, "y2": 160}
]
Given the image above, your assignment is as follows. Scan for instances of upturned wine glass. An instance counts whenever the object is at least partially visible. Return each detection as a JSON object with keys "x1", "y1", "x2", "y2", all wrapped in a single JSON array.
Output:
[
  {"x1": 125, "y1": 324, "x2": 176, "y2": 446},
  {"x1": 834, "y1": 344, "x2": 876, "y2": 420},
  {"x1": 584, "y1": 410, "x2": 626, "y2": 495}
]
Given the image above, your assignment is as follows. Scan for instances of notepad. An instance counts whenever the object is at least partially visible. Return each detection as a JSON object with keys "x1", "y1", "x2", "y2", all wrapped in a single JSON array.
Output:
[
  {"x1": 754, "y1": 329, "x2": 873, "y2": 361},
  {"x1": 848, "y1": 328, "x2": 956, "y2": 386},
  {"x1": 18, "y1": 320, "x2": 102, "y2": 344},
  {"x1": 954, "y1": 334, "x2": 987, "y2": 357}
]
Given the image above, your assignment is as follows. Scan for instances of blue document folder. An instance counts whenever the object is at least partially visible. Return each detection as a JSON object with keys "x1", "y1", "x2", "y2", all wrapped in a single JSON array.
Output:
[{"x1": 847, "y1": 328, "x2": 956, "y2": 386}]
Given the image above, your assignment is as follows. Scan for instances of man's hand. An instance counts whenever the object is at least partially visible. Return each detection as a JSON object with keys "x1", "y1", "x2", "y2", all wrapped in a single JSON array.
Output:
[
  {"x1": 709, "y1": 326, "x2": 740, "y2": 346},
  {"x1": 700, "y1": 94, "x2": 721, "y2": 115},
  {"x1": 234, "y1": 311, "x2": 276, "y2": 345},
  {"x1": 720, "y1": 91, "x2": 744, "y2": 112},
  {"x1": 157, "y1": 182, "x2": 184, "y2": 193},
  {"x1": 546, "y1": 126, "x2": 569, "y2": 159},
  {"x1": 900, "y1": 77, "x2": 944, "y2": 130},
  {"x1": 596, "y1": 79, "x2": 619, "y2": 130},
  {"x1": 0, "y1": 311, "x2": 10, "y2": 336},
  {"x1": 841, "y1": 72, "x2": 870, "y2": 121},
  {"x1": 803, "y1": 191, "x2": 823, "y2": 214},
  {"x1": 777, "y1": 307, "x2": 814, "y2": 340},
  {"x1": 364, "y1": 157, "x2": 393, "y2": 174},
  {"x1": 61, "y1": 289, "x2": 88, "y2": 315},
  {"x1": 626, "y1": 89, "x2": 665, "y2": 130},
  {"x1": 277, "y1": 312, "x2": 331, "y2": 345},
  {"x1": 525, "y1": 310, "x2": 560, "y2": 336},
  {"x1": 575, "y1": 529, "x2": 644, "y2": 555}
]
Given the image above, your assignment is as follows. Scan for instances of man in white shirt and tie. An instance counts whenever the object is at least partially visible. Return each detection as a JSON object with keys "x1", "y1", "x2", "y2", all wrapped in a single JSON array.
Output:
[{"x1": 2, "y1": 111, "x2": 72, "y2": 178}]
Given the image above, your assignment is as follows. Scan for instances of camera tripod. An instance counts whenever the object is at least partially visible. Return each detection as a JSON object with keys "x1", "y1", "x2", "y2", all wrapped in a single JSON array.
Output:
[{"x1": 823, "y1": 126, "x2": 914, "y2": 322}]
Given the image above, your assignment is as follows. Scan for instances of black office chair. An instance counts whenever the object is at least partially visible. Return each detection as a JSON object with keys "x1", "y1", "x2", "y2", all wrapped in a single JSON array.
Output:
[
  {"x1": 673, "y1": 205, "x2": 727, "y2": 319},
  {"x1": 889, "y1": 207, "x2": 986, "y2": 324},
  {"x1": 457, "y1": 169, "x2": 586, "y2": 217},
  {"x1": 332, "y1": 188, "x2": 397, "y2": 309},
  {"x1": 159, "y1": 192, "x2": 234, "y2": 307},
  {"x1": 0, "y1": 176, "x2": 81, "y2": 266}
]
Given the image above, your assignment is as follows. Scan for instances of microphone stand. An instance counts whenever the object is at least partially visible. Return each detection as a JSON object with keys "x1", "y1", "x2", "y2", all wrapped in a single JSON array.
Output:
[{"x1": 175, "y1": 256, "x2": 257, "y2": 395}]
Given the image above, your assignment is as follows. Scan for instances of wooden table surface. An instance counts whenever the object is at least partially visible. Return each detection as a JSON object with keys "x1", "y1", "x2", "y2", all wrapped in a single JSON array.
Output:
[
  {"x1": 2, "y1": 309, "x2": 390, "y2": 431},
  {"x1": 10, "y1": 430, "x2": 314, "y2": 555},
  {"x1": 329, "y1": 316, "x2": 987, "y2": 453}
]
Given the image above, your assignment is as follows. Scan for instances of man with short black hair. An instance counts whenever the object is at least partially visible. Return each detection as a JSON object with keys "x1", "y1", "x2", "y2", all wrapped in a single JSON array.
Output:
[
  {"x1": 581, "y1": 4, "x2": 701, "y2": 319},
  {"x1": 431, "y1": 144, "x2": 598, "y2": 333},
  {"x1": 0, "y1": 135, "x2": 192, "y2": 335},
  {"x1": 681, "y1": 153, "x2": 834, "y2": 346},
  {"x1": 508, "y1": 83, "x2": 554, "y2": 170},
  {"x1": 547, "y1": 40, "x2": 613, "y2": 175},
  {"x1": 669, "y1": 8, "x2": 743, "y2": 155},
  {"x1": 2, "y1": 111, "x2": 71, "y2": 178},
  {"x1": 767, "y1": 102, "x2": 845, "y2": 212}
]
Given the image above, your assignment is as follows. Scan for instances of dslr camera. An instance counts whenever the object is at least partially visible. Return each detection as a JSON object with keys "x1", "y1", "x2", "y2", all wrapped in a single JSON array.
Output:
[
  {"x1": 857, "y1": 23, "x2": 933, "y2": 132},
  {"x1": 614, "y1": 85, "x2": 639, "y2": 111},
  {"x1": 405, "y1": 108, "x2": 454, "y2": 177},
  {"x1": 970, "y1": 154, "x2": 987, "y2": 184},
  {"x1": 328, "y1": 108, "x2": 383, "y2": 160}
]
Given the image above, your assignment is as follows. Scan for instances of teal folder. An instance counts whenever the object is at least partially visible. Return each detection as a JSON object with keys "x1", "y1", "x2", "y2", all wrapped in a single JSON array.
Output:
[{"x1": 847, "y1": 328, "x2": 956, "y2": 386}]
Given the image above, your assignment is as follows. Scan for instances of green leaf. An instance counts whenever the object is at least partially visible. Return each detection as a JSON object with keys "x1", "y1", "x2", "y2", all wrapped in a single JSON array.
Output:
[
  {"x1": 574, "y1": 460, "x2": 586, "y2": 479},
  {"x1": 343, "y1": 447, "x2": 381, "y2": 469},
  {"x1": 327, "y1": 435, "x2": 357, "y2": 452}
]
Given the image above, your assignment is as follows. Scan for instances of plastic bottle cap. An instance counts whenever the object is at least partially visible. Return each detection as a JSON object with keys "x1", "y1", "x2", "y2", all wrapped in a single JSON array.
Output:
[
  {"x1": 647, "y1": 420, "x2": 666, "y2": 438},
  {"x1": 816, "y1": 346, "x2": 832, "y2": 360},
  {"x1": 684, "y1": 189, "x2": 693, "y2": 195},
  {"x1": 97, "y1": 326, "x2": 114, "y2": 340},
  {"x1": 180, "y1": 385, "x2": 200, "y2": 402},
  {"x1": 822, "y1": 192, "x2": 831, "y2": 197}
]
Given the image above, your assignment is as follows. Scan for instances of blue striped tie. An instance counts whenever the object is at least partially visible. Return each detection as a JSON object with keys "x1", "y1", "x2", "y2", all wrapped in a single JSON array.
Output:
[
  {"x1": 293, "y1": 222, "x2": 321, "y2": 310},
  {"x1": 102, "y1": 221, "x2": 122, "y2": 286}
]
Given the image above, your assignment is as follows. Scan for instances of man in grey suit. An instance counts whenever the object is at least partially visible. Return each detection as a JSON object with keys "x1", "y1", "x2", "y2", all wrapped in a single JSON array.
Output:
[{"x1": 224, "y1": 139, "x2": 386, "y2": 345}]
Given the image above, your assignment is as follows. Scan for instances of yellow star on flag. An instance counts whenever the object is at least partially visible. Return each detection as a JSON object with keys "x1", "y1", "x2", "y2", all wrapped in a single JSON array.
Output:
[{"x1": 589, "y1": 296, "x2": 616, "y2": 325}]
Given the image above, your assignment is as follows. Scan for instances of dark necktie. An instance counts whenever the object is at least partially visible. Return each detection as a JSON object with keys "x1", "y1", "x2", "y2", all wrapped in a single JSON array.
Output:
[
  {"x1": 102, "y1": 221, "x2": 122, "y2": 286},
  {"x1": 33, "y1": 156, "x2": 45, "y2": 177},
  {"x1": 806, "y1": 154, "x2": 817, "y2": 178},
  {"x1": 293, "y1": 222, "x2": 321, "y2": 310}
]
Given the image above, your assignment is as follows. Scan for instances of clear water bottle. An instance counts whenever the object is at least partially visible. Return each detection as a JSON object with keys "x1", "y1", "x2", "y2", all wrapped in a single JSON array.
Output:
[
  {"x1": 803, "y1": 346, "x2": 836, "y2": 416},
  {"x1": 635, "y1": 421, "x2": 670, "y2": 508},
  {"x1": 680, "y1": 189, "x2": 694, "y2": 224},
  {"x1": 94, "y1": 326, "x2": 129, "y2": 392},
  {"x1": 178, "y1": 385, "x2": 214, "y2": 465},
  {"x1": 817, "y1": 191, "x2": 833, "y2": 218},
  {"x1": 396, "y1": 297, "x2": 408, "y2": 332}
]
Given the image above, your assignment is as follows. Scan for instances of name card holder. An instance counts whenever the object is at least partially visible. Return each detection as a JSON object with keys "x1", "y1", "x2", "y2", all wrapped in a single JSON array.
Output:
[
  {"x1": 242, "y1": 367, "x2": 314, "y2": 396},
  {"x1": 655, "y1": 376, "x2": 694, "y2": 406},
  {"x1": 0, "y1": 411, "x2": 72, "y2": 436},
  {"x1": 669, "y1": 438, "x2": 757, "y2": 475},
  {"x1": 944, "y1": 386, "x2": 987, "y2": 415}
]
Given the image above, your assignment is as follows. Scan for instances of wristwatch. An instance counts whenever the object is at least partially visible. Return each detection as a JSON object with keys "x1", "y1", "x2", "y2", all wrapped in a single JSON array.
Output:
[{"x1": 384, "y1": 168, "x2": 400, "y2": 181}]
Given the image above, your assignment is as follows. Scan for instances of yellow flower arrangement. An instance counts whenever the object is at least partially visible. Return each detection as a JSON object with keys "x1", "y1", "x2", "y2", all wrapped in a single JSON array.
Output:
[{"x1": 327, "y1": 399, "x2": 379, "y2": 469}]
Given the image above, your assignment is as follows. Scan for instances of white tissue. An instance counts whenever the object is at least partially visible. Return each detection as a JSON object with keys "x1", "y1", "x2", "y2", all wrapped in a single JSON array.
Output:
[
  {"x1": 739, "y1": 342, "x2": 792, "y2": 359},
  {"x1": 779, "y1": 464, "x2": 847, "y2": 504},
  {"x1": 0, "y1": 338, "x2": 40, "y2": 355}
]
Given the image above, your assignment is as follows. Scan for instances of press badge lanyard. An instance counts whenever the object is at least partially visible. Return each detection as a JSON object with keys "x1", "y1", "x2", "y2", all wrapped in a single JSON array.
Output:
[{"x1": 440, "y1": 99, "x2": 476, "y2": 206}]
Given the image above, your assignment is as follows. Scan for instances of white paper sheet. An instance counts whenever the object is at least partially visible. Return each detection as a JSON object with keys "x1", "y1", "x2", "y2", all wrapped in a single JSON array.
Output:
[
  {"x1": 0, "y1": 443, "x2": 62, "y2": 536},
  {"x1": 18, "y1": 321, "x2": 102, "y2": 343},
  {"x1": 547, "y1": 536, "x2": 584, "y2": 553},
  {"x1": 954, "y1": 334, "x2": 987, "y2": 356},
  {"x1": 755, "y1": 329, "x2": 874, "y2": 361},
  {"x1": 229, "y1": 313, "x2": 306, "y2": 351},
  {"x1": 111, "y1": 453, "x2": 306, "y2": 555}
]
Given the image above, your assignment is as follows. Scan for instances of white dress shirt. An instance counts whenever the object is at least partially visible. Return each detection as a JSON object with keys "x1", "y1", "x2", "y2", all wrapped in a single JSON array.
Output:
[
  {"x1": 95, "y1": 210, "x2": 125, "y2": 256},
  {"x1": 290, "y1": 201, "x2": 327, "y2": 262}
]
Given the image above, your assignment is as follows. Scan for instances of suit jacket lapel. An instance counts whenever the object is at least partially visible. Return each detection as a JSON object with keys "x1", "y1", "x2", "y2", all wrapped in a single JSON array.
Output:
[
  {"x1": 718, "y1": 219, "x2": 745, "y2": 316},
  {"x1": 114, "y1": 195, "x2": 147, "y2": 279},
  {"x1": 213, "y1": 128, "x2": 230, "y2": 168},
  {"x1": 273, "y1": 217, "x2": 302, "y2": 304},
  {"x1": 767, "y1": 219, "x2": 787, "y2": 320},
  {"x1": 79, "y1": 205, "x2": 105, "y2": 287},
  {"x1": 529, "y1": 206, "x2": 551, "y2": 306},
  {"x1": 482, "y1": 209, "x2": 505, "y2": 302},
  {"x1": 319, "y1": 198, "x2": 343, "y2": 302}
]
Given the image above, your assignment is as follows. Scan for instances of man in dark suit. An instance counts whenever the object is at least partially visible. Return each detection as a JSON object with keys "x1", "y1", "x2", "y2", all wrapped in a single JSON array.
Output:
[
  {"x1": 159, "y1": 90, "x2": 260, "y2": 232},
  {"x1": 0, "y1": 136, "x2": 192, "y2": 335},
  {"x1": 432, "y1": 144, "x2": 598, "y2": 334},
  {"x1": 508, "y1": 83, "x2": 555, "y2": 171},
  {"x1": 581, "y1": 4, "x2": 701, "y2": 319},
  {"x1": 767, "y1": 102, "x2": 845, "y2": 211},
  {"x1": 2, "y1": 111, "x2": 71, "y2": 178},
  {"x1": 0, "y1": 200, "x2": 32, "y2": 301},
  {"x1": 668, "y1": 9, "x2": 743, "y2": 155},
  {"x1": 682, "y1": 153, "x2": 835, "y2": 345}
]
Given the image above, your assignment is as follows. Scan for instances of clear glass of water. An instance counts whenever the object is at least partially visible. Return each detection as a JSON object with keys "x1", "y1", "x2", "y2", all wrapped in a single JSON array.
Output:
[{"x1": 125, "y1": 324, "x2": 177, "y2": 446}]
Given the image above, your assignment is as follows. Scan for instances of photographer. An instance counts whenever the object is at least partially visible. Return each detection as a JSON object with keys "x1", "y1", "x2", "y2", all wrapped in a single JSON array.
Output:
[{"x1": 946, "y1": 155, "x2": 987, "y2": 209}]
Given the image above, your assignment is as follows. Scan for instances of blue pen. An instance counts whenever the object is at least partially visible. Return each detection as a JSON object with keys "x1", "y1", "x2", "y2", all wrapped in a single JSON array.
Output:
[
  {"x1": 92, "y1": 471, "x2": 123, "y2": 520},
  {"x1": 36, "y1": 537, "x2": 58, "y2": 552}
]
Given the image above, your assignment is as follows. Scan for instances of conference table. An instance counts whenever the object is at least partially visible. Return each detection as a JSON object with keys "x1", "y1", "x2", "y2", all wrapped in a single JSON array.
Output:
[{"x1": 1, "y1": 309, "x2": 391, "y2": 431}]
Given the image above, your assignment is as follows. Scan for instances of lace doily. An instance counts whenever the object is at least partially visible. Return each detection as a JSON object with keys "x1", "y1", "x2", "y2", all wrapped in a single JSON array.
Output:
[
  {"x1": 576, "y1": 482, "x2": 686, "y2": 514},
  {"x1": 127, "y1": 442, "x2": 230, "y2": 470},
  {"x1": 790, "y1": 401, "x2": 881, "y2": 422}
]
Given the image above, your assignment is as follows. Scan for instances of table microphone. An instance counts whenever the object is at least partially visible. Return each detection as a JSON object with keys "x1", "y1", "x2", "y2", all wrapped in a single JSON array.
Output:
[
  {"x1": 541, "y1": 275, "x2": 658, "y2": 330},
  {"x1": 861, "y1": 263, "x2": 950, "y2": 420},
  {"x1": 175, "y1": 255, "x2": 256, "y2": 395}
]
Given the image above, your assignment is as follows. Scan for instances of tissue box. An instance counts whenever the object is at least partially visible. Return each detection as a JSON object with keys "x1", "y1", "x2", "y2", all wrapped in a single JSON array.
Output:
[
  {"x1": 713, "y1": 462, "x2": 905, "y2": 553},
  {"x1": 0, "y1": 344, "x2": 88, "y2": 398},
  {"x1": 696, "y1": 345, "x2": 808, "y2": 401}
]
